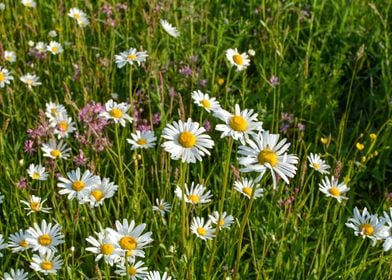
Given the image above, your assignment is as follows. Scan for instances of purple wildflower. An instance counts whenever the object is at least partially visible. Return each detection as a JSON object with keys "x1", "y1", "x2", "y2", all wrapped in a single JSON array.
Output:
[
  {"x1": 17, "y1": 177, "x2": 27, "y2": 189},
  {"x1": 24, "y1": 140, "x2": 36, "y2": 155},
  {"x1": 179, "y1": 66, "x2": 193, "y2": 77},
  {"x1": 269, "y1": 75, "x2": 279, "y2": 87},
  {"x1": 74, "y1": 150, "x2": 88, "y2": 167}
]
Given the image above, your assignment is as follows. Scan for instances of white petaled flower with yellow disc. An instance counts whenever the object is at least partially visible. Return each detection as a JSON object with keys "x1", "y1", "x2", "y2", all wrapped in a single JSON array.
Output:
[
  {"x1": 30, "y1": 251, "x2": 63, "y2": 275},
  {"x1": 127, "y1": 130, "x2": 157, "y2": 150},
  {"x1": 233, "y1": 177, "x2": 264, "y2": 199},
  {"x1": 106, "y1": 219, "x2": 153, "y2": 262},
  {"x1": 215, "y1": 104, "x2": 263, "y2": 145},
  {"x1": 26, "y1": 220, "x2": 64, "y2": 254},
  {"x1": 238, "y1": 131, "x2": 298, "y2": 189},
  {"x1": 45, "y1": 102, "x2": 67, "y2": 123},
  {"x1": 4, "y1": 50, "x2": 16, "y2": 63},
  {"x1": 41, "y1": 139, "x2": 71, "y2": 160},
  {"x1": 225, "y1": 48, "x2": 250, "y2": 72},
  {"x1": 7, "y1": 229, "x2": 32, "y2": 253},
  {"x1": 191, "y1": 217, "x2": 215, "y2": 241},
  {"x1": 318, "y1": 176, "x2": 349, "y2": 203},
  {"x1": 20, "y1": 195, "x2": 52, "y2": 215},
  {"x1": 46, "y1": 41, "x2": 63, "y2": 55},
  {"x1": 114, "y1": 259, "x2": 149, "y2": 278},
  {"x1": 20, "y1": 73, "x2": 41, "y2": 89},
  {"x1": 161, "y1": 118, "x2": 214, "y2": 163},
  {"x1": 345, "y1": 207, "x2": 387, "y2": 246},
  {"x1": 174, "y1": 182, "x2": 213, "y2": 205},
  {"x1": 114, "y1": 48, "x2": 148, "y2": 68},
  {"x1": 83, "y1": 177, "x2": 118, "y2": 208},
  {"x1": 50, "y1": 114, "x2": 76, "y2": 139},
  {"x1": 57, "y1": 168, "x2": 101, "y2": 202},
  {"x1": 160, "y1": 19, "x2": 180, "y2": 38},
  {"x1": 3, "y1": 268, "x2": 29, "y2": 280},
  {"x1": 86, "y1": 229, "x2": 123, "y2": 266},
  {"x1": 0, "y1": 66, "x2": 13, "y2": 88},
  {"x1": 208, "y1": 211, "x2": 235, "y2": 230},
  {"x1": 307, "y1": 153, "x2": 330, "y2": 174},
  {"x1": 27, "y1": 164, "x2": 48, "y2": 181},
  {"x1": 191, "y1": 90, "x2": 221, "y2": 113},
  {"x1": 99, "y1": 99, "x2": 133, "y2": 127}
]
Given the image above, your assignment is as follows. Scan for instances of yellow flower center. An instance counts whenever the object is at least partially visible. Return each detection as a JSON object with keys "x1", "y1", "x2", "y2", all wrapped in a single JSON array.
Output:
[
  {"x1": 312, "y1": 163, "x2": 320, "y2": 170},
  {"x1": 72, "y1": 180, "x2": 85, "y2": 191},
  {"x1": 178, "y1": 131, "x2": 196, "y2": 148},
  {"x1": 137, "y1": 138, "x2": 147, "y2": 146},
  {"x1": 40, "y1": 261, "x2": 53, "y2": 270},
  {"x1": 188, "y1": 194, "x2": 200, "y2": 203},
  {"x1": 128, "y1": 266, "x2": 137, "y2": 276},
  {"x1": 51, "y1": 46, "x2": 59, "y2": 53},
  {"x1": 30, "y1": 201, "x2": 41, "y2": 211},
  {"x1": 74, "y1": 13, "x2": 81, "y2": 20},
  {"x1": 110, "y1": 108, "x2": 123, "y2": 119},
  {"x1": 38, "y1": 234, "x2": 52, "y2": 246},
  {"x1": 119, "y1": 236, "x2": 137, "y2": 250},
  {"x1": 218, "y1": 219, "x2": 225, "y2": 227},
  {"x1": 258, "y1": 148, "x2": 278, "y2": 167},
  {"x1": 5, "y1": 55, "x2": 11, "y2": 61},
  {"x1": 356, "y1": 143, "x2": 364, "y2": 151},
  {"x1": 0, "y1": 72, "x2": 4, "y2": 82},
  {"x1": 370, "y1": 133, "x2": 377, "y2": 140},
  {"x1": 100, "y1": 243, "x2": 114, "y2": 255},
  {"x1": 197, "y1": 227, "x2": 207, "y2": 236},
  {"x1": 19, "y1": 240, "x2": 29, "y2": 248},
  {"x1": 242, "y1": 187, "x2": 252, "y2": 196},
  {"x1": 50, "y1": 149, "x2": 61, "y2": 158},
  {"x1": 217, "y1": 78, "x2": 224, "y2": 85},
  {"x1": 91, "y1": 190, "x2": 104, "y2": 201},
  {"x1": 329, "y1": 187, "x2": 341, "y2": 196},
  {"x1": 32, "y1": 172, "x2": 41, "y2": 180},
  {"x1": 200, "y1": 99, "x2": 211, "y2": 108},
  {"x1": 233, "y1": 54, "x2": 244, "y2": 65},
  {"x1": 360, "y1": 223, "x2": 374, "y2": 236},
  {"x1": 320, "y1": 137, "x2": 329, "y2": 145},
  {"x1": 127, "y1": 54, "x2": 137, "y2": 60},
  {"x1": 57, "y1": 121, "x2": 68, "y2": 132},
  {"x1": 230, "y1": 115, "x2": 248, "y2": 132}
]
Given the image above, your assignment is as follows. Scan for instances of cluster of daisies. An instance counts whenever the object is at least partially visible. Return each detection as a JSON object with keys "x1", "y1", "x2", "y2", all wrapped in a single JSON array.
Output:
[{"x1": 85, "y1": 219, "x2": 172, "y2": 279}]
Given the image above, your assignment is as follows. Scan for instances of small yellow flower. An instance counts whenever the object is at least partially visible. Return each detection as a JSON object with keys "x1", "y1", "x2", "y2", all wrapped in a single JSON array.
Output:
[
  {"x1": 320, "y1": 137, "x2": 329, "y2": 145},
  {"x1": 217, "y1": 78, "x2": 224, "y2": 86},
  {"x1": 361, "y1": 156, "x2": 367, "y2": 162},
  {"x1": 373, "y1": 150, "x2": 379, "y2": 157},
  {"x1": 356, "y1": 142, "x2": 364, "y2": 151},
  {"x1": 370, "y1": 133, "x2": 377, "y2": 140}
]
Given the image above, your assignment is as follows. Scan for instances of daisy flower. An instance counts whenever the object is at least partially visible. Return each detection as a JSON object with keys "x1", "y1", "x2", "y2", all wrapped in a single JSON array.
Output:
[
  {"x1": 215, "y1": 104, "x2": 263, "y2": 145},
  {"x1": 7, "y1": 229, "x2": 32, "y2": 252},
  {"x1": 30, "y1": 251, "x2": 63, "y2": 275},
  {"x1": 50, "y1": 115, "x2": 76, "y2": 139},
  {"x1": 4, "y1": 268, "x2": 29, "y2": 280},
  {"x1": 0, "y1": 234, "x2": 7, "y2": 257},
  {"x1": 307, "y1": 153, "x2": 330, "y2": 174},
  {"x1": 233, "y1": 177, "x2": 264, "y2": 199},
  {"x1": 191, "y1": 217, "x2": 215, "y2": 241},
  {"x1": 41, "y1": 139, "x2": 71, "y2": 160},
  {"x1": 83, "y1": 177, "x2": 118, "y2": 208},
  {"x1": 114, "y1": 259, "x2": 149, "y2": 278},
  {"x1": 381, "y1": 209, "x2": 392, "y2": 251},
  {"x1": 114, "y1": 48, "x2": 148, "y2": 68},
  {"x1": 86, "y1": 229, "x2": 122, "y2": 266},
  {"x1": 318, "y1": 176, "x2": 350, "y2": 203},
  {"x1": 21, "y1": 0, "x2": 36, "y2": 8},
  {"x1": 160, "y1": 19, "x2": 180, "y2": 38},
  {"x1": 191, "y1": 90, "x2": 221, "y2": 113},
  {"x1": 345, "y1": 207, "x2": 386, "y2": 245},
  {"x1": 145, "y1": 271, "x2": 172, "y2": 280},
  {"x1": 20, "y1": 73, "x2": 41, "y2": 89},
  {"x1": 26, "y1": 220, "x2": 64, "y2": 254},
  {"x1": 161, "y1": 118, "x2": 214, "y2": 163},
  {"x1": 238, "y1": 131, "x2": 298, "y2": 189},
  {"x1": 152, "y1": 198, "x2": 171, "y2": 217},
  {"x1": 127, "y1": 130, "x2": 157, "y2": 150},
  {"x1": 174, "y1": 182, "x2": 213, "y2": 204},
  {"x1": 45, "y1": 102, "x2": 67, "y2": 122},
  {"x1": 68, "y1": 8, "x2": 89, "y2": 27},
  {"x1": 99, "y1": 99, "x2": 133, "y2": 127},
  {"x1": 57, "y1": 168, "x2": 101, "y2": 202},
  {"x1": 27, "y1": 163, "x2": 48, "y2": 181},
  {"x1": 106, "y1": 219, "x2": 153, "y2": 260},
  {"x1": 208, "y1": 211, "x2": 235, "y2": 230},
  {"x1": 4, "y1": 50, "x2": 16, "y2": 63},
  {"x1": 35, "y1": 42, "x2": 47, "y2": 53},
  {"x1": 47, "y1": 41, "x2": 63, "y2": 55},
  {"x1": 0, "y1": 66, "x2": 13, "y2": 88},
  {"x1": 225, "y1": 48, "x2": 250, "y2": 71},
  {"x1": 21, "y1": 195, "x2": 52, "y2": 215}
]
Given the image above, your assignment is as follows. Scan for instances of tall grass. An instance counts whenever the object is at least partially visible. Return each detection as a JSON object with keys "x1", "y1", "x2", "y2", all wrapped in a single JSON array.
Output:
[{"x1": 0, "y1": 0, "x2": 391, "y2": 279}]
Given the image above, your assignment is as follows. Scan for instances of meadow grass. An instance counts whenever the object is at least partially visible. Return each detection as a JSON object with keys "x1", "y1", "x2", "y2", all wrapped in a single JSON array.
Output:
[{"x1": 0, "y1": 0, "x2": 391, "y2": 279}]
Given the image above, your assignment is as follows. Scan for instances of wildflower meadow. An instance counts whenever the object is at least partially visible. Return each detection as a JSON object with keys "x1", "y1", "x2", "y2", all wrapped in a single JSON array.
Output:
[{"x1": 1, "y1": 0, "x2": 392, "y2": 279}]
